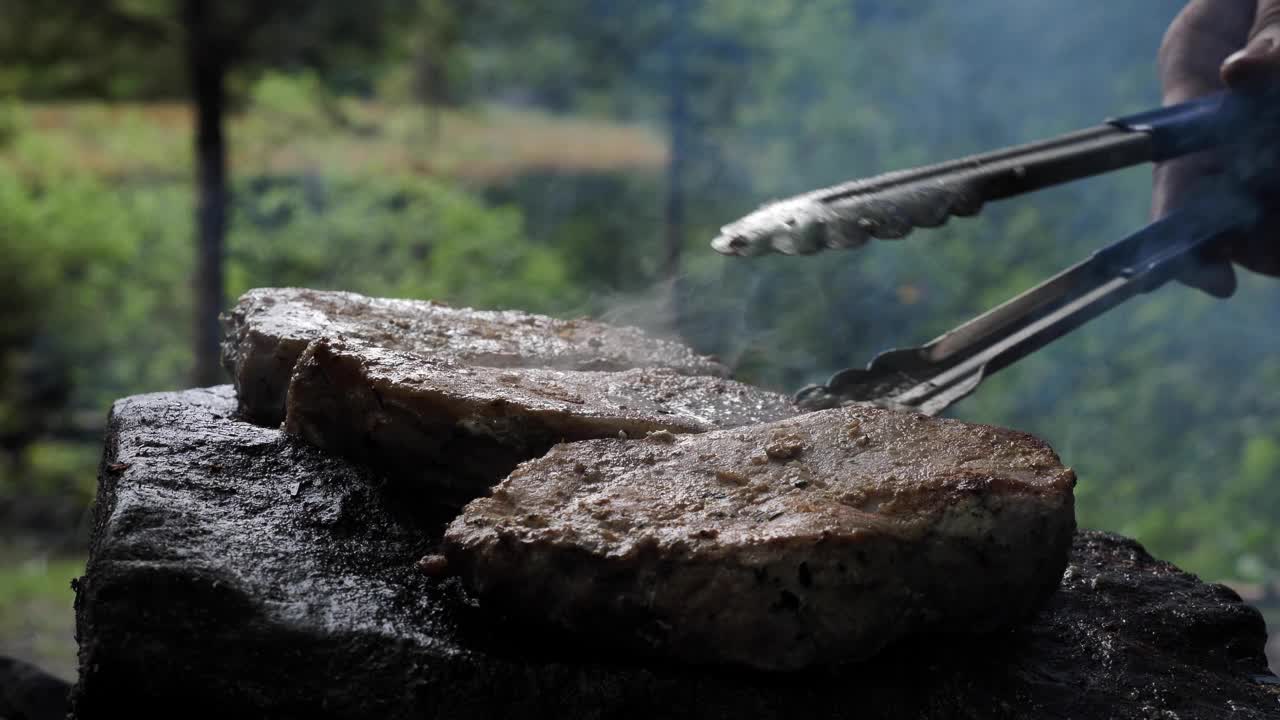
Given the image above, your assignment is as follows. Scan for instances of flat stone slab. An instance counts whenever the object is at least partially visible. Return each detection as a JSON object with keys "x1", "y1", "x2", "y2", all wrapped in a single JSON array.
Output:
[{"x1": 72, "y1": 388, "x2": 1280, "y2": 718}]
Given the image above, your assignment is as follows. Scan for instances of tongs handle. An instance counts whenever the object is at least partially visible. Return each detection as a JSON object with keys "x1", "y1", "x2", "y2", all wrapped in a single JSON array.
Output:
[
  {"x1": 1111, "y1": 90, "x2": 1258, "y2": 161},
  {"x1": 964, "y1": 185, "x2": 1258, "y2": 370},
  {"x1": 802, "y1": 182, "x2": 1263, "y2": 415}
]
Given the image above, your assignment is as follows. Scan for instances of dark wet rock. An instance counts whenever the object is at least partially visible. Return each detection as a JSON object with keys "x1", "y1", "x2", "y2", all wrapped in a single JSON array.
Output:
[{"x1": 73, "y1": 388, "x2": 1280, "y2": 718}]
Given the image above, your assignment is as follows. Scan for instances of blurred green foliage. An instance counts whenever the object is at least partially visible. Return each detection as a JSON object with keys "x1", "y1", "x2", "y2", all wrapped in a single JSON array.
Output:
[
  {"x1": 0, "y1": 549, "x2": 84, "y2": 679},
  {"x1": 228, "y1": 176, "x2": 577, "y2": 313}
]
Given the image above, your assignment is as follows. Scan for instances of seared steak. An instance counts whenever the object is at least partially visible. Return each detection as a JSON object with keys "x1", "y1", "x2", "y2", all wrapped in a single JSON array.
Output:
[
  {"x1": 221, "y1": 288, "x2": 726, "y2": 425},
  {"x1": 283, "y1": 337, "x2": 798, "y2": 494},
  {"x1": 445, "y1": 405, "x2": 1076, "y2": 670}
]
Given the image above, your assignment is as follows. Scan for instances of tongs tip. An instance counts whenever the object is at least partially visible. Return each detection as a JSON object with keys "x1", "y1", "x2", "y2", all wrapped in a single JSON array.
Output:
[{"x1": 712, "y1": 197, "x2": 871, "y2": 257}]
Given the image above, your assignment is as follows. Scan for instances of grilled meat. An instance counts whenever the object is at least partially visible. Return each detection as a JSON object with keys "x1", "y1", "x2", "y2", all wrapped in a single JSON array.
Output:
[
  {"x1": 283, "y1": 337, "x2": 798, "y2": 495},
  {"x1": 445, "y1": 404, "x2": 1076, "y2": 670},
  {"x1": 221, "y1": 288, "x2": 726, "y2": 425}
]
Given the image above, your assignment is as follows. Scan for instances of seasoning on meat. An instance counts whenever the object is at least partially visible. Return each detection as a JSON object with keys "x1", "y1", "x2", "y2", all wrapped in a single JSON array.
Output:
[
  {"x1": 444, "y1": 404, "x2": 1076, "y2": 671},
  {"x1": 220, "y1": 288, "x2": 726, "y2": 425},
  {"x1": 283, "y1": 336, "x2": 798, "y2": 495}
]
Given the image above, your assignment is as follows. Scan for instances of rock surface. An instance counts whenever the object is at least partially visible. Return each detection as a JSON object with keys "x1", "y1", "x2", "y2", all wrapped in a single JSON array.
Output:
[
  {"x1": 221, "y1": 288, "x2": 726, "y2": 425},
  {"x1": 446, "y1": 405, "x2": 1076, "y2": 670},
  {"x1": 283, "y1": 337, "x2": 798, "y2": 496},
  {"x1": 73, "y1": 388, "x2": 1280, "y2": 719}
]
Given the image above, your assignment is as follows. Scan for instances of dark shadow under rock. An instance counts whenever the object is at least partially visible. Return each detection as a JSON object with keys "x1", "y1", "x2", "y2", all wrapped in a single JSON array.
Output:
[
  {"x1": 0, "y1": 655, "x2": 71, "y2": 720},
  {"x1": 72, "y1": 387, "x2": 1280, "y2": 719}
]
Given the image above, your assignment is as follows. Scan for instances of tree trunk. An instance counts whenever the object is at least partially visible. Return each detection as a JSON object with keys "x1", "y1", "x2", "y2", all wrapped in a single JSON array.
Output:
[
  {"x1": 184, "y1": 0, "x2": 229, "y2": 387},
  {"x1": 663, "y1": 0, "x2": 691, "y2": 327}
]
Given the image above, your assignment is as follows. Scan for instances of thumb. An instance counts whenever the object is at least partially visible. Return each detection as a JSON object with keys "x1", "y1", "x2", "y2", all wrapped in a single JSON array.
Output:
[
  {"x1": 1178, "y1": 244, "x2": 1238, "y2": 298},
  {"x1": 1222, "y1": 3, "x2": 1280, "y2": 87}
]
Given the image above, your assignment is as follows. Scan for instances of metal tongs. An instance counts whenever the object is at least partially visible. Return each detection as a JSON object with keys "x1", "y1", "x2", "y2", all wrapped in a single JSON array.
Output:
[{"x1": 712, "y1": 89, "x2": 1278, "y2": 415}]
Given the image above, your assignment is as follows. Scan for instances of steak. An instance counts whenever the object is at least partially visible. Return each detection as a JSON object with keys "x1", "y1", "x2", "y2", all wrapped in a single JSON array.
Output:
[
  {"x1": 220, "y1": 288, "x2": 726, "y2": 425},
  {"x1": 283, "y1": 337, "x2": 799, "y2": 495},
  {"x1": 444, "y1": 404, "x2": 1076, "y2": 671}
]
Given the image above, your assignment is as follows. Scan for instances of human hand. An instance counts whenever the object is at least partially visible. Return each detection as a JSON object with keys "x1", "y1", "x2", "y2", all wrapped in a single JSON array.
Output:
[{"x1": 1155, "y1": 0, "x2": 1280, "y2": 294}]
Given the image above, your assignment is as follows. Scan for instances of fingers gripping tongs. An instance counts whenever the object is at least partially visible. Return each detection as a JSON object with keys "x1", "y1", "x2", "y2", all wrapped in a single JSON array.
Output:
[{"x1": 711, "y1": 90, "x2": 1279, "y2": 415}]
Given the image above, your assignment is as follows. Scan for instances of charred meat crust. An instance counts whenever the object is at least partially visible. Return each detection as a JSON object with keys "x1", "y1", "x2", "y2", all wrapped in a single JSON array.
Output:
[
  {"x1": 220, "y1": 287, "x2": 727, "y2": 425},
  {"x1": 283, "y1": 336, "x2": 799, "y2": 495},
  {"x1": 445, "y1": 404, "x2": 1076, "y2": 670}
]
